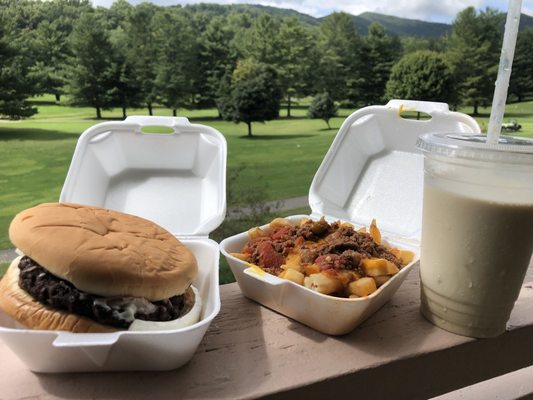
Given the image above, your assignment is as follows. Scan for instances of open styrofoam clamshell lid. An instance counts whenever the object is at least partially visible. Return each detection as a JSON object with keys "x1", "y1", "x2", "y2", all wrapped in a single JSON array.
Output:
[
  {"x1": 60, "y1": 115, "x2": 227, "y2": 237},
  {"x1": 220, "y1": 99, "x2": 480, "y2": 335},
  {"x1": 0, "y1": 116, "x2": 226, "y2": 372},
  {"x1": 309, "y1": 99, "x2": 480, "y2": 241}
]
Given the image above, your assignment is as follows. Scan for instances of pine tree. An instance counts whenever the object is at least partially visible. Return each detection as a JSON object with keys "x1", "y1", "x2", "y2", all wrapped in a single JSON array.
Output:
[
  {"x1": 237, "y1": 14, "x2": 281, "y2": 66},
  {"x1": 276, "y1": 17, "x2": 318, "y2": 117},
  {"x1": 360, "y1": 23, "x2": 402, "y2": 105},
  {"x1": 316, "y1": 12, "x2": 364, "y2": 104},
  {"x1": 153, "y1": 8, "x2": 196, "y2": 116},
  {"x1": 108, "y1": 27, "x2": 143, "y2": 119},
  {"x1": 29, "y1": 0, "x2": 92, "y2": 101},
  {"x1": 0, "y1": 11, "x2": 36, "y2": 119},
  {"x1": 197, "y1": 15, "x2": 238, "y2": 109},
  {"x1": 122, "y1": 3, "x2": 159, "y2": 115},
  {"x1": 67, "y1": 11, "x2": 116, "y2": 119},
  {"x1": 447, "y1": 7, "x2": 503, "y2": 114},
  {"x1": 509, "y1": 28, "x2": 533, "y2": 102}
]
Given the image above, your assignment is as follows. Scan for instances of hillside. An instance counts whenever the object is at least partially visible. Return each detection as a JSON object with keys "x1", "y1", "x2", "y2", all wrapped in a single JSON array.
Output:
[
  {"x1": 184, "y1": 4, "x2": 533, "y2": 38},
  {"x1": 517, "y1": 12, "x2": 533, "y2": 31},
  {"x1": 354, "y1": 12, "x2": 451, "y2": 37},
  {"x1": 183, "y1": 3, "x2": 319, "y2": 26}
]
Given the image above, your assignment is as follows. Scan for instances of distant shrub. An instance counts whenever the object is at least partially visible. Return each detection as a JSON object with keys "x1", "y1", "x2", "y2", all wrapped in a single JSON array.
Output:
[
  {"x1": 307, "y1": 92, "x2": 338, "y2": 129},
  {"x1": 385, "y1": 50, "x2": 456, "y2": 105}
]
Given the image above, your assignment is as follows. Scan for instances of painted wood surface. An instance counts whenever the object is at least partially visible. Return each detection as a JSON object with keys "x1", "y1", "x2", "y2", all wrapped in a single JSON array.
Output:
[{"x1": 1, "y1": 260, "x2": 532, "y2": 400}]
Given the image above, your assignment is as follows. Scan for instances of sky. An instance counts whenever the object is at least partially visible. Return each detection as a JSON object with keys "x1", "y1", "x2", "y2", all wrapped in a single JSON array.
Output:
[{"x1": 91, "y1": 0, "x2": 533, "y2": 24}]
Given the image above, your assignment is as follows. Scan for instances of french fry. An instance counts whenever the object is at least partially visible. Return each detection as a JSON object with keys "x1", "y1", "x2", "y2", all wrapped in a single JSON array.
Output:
[
  {"x1": 238, "y1": 215, "x2": 411, "y2": 299},
  {"x1": 391, "y1": 248, "x2": 415, "y2": 265},
  {"x1": 337, "y1": 270, "x2": 356, "y2": 286},
  {"x1": 373, "y1": 276, "x2": 391, "y2": 287},
  {"x1": 361, "y1": 258, "x2": 399, "y2": 277},
  {"x1": 304, "y1": 273, "x2": 342, "y2": 295},
  {"x1": 231, "y1": 252, "x2": 249, "y2": 261},
  {"x1": 369, "y1": 218, "x2": 381, "y2": 244},
  {"x1": 299, "y1": 217, "x2": 311, "y2": 226},
  {"x1": 279, "y1": 269, "x2": 305, "y2": 285},
  {"x1": 304, "y1": 263, "x2": 320, "y2": 275},
  {"x1": 281, "y1": 253, "x2": 303, "y2": 272},
  {"x1": 349, "y1": 277, "x2": 377, "y2": 297},
  {"x1": 247, "y1": 227, "x2": 265, "y2": 240},
  {"x1": 245, "y1": 263, "x2": 266, "y2": 277},
  {"x1": 269, "y1": 217, "x2": 292, "y2": 229}
]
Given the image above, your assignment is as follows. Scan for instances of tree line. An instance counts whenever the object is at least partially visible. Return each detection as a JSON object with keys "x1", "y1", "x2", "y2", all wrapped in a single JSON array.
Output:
[{"x1": 1, "y1": 0, "x2": 533, "y2": 135}]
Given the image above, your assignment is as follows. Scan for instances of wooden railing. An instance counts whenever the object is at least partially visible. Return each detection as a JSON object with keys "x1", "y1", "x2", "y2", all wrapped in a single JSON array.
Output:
[{"x1": 1, "y1": 260, "x2": 533, "y2": 400}]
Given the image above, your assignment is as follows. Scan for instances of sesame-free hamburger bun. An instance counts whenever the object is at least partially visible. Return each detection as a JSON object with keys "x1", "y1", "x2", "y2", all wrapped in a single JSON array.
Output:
[{"x1": 0, "y1": 203, "x2": 202, "y2": 332}]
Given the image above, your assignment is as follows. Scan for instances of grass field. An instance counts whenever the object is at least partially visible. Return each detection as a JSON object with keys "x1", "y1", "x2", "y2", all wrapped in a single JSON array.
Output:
[
  {"x1": 1, "y1": 96, "x2": 532, "y2": 256},
  {"x1": 0, "y1": 95, "x2": 344, "y2": 249}
]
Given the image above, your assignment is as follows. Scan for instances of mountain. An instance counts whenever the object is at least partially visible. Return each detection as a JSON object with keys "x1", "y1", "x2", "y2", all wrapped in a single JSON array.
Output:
[
  {"x1": 353, "y1": 12, "x2": 451, "y2": 38},
  {"x1": 183, "y1": 3, "x2": 319, "y2": 26},
  {"x1": 184, "y1": 4, "x2": 533, "y2": 38},
  {"x1": 517, "y1": 13, "x2": 533, "y2": 31}
]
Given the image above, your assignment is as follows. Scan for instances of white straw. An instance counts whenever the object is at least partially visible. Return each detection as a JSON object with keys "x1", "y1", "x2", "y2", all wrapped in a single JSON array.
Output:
[{"x1": 486, "y1": 0, "x2": 522, "y2": 144}]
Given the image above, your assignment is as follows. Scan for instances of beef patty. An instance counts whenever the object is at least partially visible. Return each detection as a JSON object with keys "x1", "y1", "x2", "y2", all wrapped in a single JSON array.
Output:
[{"x1": 17, "y1": 256, "x2": 193, "y2": 329}]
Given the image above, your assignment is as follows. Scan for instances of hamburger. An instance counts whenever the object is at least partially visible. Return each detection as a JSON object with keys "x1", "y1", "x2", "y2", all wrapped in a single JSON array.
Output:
[{"x1": 0, "y1": 203, "x2": 202, "y2": 333}]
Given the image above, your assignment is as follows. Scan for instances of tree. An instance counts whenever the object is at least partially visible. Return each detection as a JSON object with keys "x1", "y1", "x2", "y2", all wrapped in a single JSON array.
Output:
[
  {"x1": 217, "y1": 59, "x2": 282, "y2": 137},
  {"x1": 316, "y1": 12, "x2": 364, "y2": 104},
  {"x1": 196, "y1": 15, "x2": 238, "y2": 109},
  {"x1": 29, "y1": 0, "x2": 92, "y2": 101},
  {"x1": 509, "y1": 28, "x2": 533, "y2": 102},
  {"x1": 108, "y1": 28, "x2": 143, "y2": 119},
  {"x1": 308, "y1": 92, "x2": 338, "y2": 129},
  {"x1": 153, "y1": 8, "x2": 196, "y2": 116},
  {"x1": 385, "y1": 50, "x2": 456, "y2": 105},
  {"x1": 0, "y1": 11, "x2": 36, "y2": 119},
  {"x1": 0, "y1": 0, "x2": 92, "y2": 103},
  {"x1": 236, "y1": 14, "x2": 281, "y2": 65},
  {"x1": 122, "y1": 3, "x2": 159, "y2": 115},
  {"x1": 400, "y1": 36, "x2": 446, "y2": 55},
  {"x1": 67, "y1": 12, "x2": 116, "y2": 119},
  {"x1": 236, "y1": 14, "x2": 318, "y2": 117},
  {"x1": 105, "y1": 0, "x2": 134, "y2": 29},
  {"x1": 447, "y1": 7, "x2": 503, "y2": 114},
  {"x1": 359, "y1": 23, "x2": 402, "y2": 105},
  {"x1": 276, "y1": 17, "x2": 318, "y2": 117}
]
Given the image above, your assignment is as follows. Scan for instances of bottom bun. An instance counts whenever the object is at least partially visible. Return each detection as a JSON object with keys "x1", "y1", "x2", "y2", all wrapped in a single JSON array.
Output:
[
  {"x1": 0, "y1": 256, "x2": 202, "y2": 333},
  {"x1": 0, "y1": 257, "x2": 115, "y2": 333}
]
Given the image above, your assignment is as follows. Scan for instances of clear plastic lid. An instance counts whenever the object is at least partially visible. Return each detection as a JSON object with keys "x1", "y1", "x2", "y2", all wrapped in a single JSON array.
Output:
[{"x1": 417, "y1": 133, "x2": 533, "y2": 165}]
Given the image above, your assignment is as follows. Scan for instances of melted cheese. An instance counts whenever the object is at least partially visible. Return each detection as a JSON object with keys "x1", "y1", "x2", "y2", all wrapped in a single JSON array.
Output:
[{"x1": 128, "y1": 286, "x2": 202, "y2": 331}]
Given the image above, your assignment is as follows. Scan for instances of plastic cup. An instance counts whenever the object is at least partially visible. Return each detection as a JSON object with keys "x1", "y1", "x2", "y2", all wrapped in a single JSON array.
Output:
[{"x1": 416, "y1": 133, "x2": 533, "y2": 338}]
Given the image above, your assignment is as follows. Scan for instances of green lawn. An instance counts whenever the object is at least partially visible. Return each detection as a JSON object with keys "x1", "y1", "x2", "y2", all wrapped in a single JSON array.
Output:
[
  {"x1": 0, "y1": 96, "x2": 343, "y2": 249},
  {"x1": 1, "y1": 96, "x2": 532, "y2": 255}
]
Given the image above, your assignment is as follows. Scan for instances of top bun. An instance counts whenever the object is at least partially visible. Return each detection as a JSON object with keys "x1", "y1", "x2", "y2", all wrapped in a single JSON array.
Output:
[{"x1": 9, "y1": 203, "x2": 197, "y2": 301}]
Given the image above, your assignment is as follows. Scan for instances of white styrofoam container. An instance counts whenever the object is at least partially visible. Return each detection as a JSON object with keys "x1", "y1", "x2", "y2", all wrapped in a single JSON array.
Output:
[
  {"x1": 0, "y1": 116, "x2": 226, "y2": 372},
  {"x1": 220, "y1": 100, "x2": 480, "y2": 335}
]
